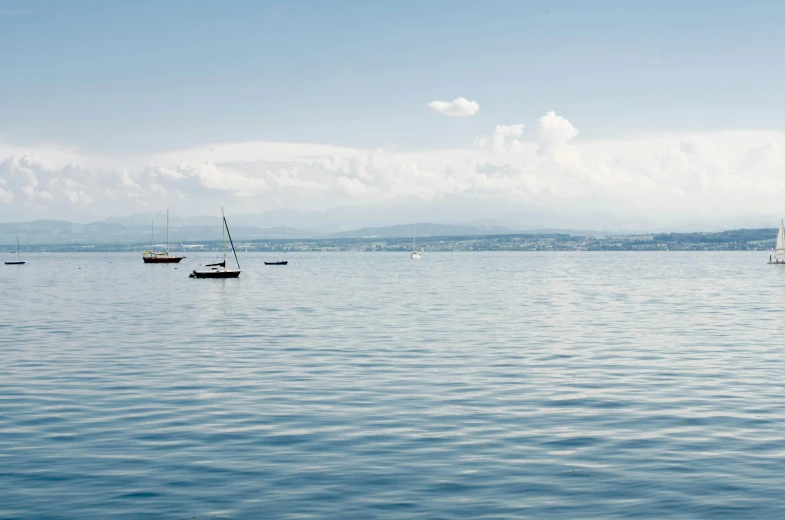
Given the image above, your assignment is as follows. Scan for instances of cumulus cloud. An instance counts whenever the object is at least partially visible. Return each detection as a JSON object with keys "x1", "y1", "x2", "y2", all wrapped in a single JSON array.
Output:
[
  {"x1": 4, "y1": 111, "x2": 785, "y2": 227},
  {"x1": 741, "y1": 141, "x2": 780, "y2": 171},
  {"x1": 428, "y1": 97, "x2": 480, "y2": 117},
  {"x1": 537, "y1": 111, "x2": 579, "y2": 154},
  {"x1": 477, "y1": 124, "x2": 525, "y2": 153}
]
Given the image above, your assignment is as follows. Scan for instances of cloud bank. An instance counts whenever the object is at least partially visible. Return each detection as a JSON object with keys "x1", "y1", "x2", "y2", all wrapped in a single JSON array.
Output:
[
  {"x1": 428, "y1": 97, "x2": 480, "y2": 117},
  {"x1": 3, "y1": 111, "x2": 785, "y2": 229}
]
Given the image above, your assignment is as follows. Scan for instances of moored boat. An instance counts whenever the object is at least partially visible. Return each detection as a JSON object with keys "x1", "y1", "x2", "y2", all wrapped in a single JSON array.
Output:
[
  {"x1": 190, "y1": 208, "x2": 242, "y2": 279},
  {"x1": 143, "y1": 210, "x2": 186, "y2": 263},
  {"x1": 143, "y1": 252, "x2": 184, "y2": 263},
  {"x1": 5, "y1": 236, "x2": 25, "y2": 265},
  {"x1": 190, "y1": 261, "x2": 241, "y2": 278},
  {"x1": 411, "y1": 223, "x2": 422, "y2": 259},
  {"x1": 769, "y1": 219, "x2": 785, "y2": 264}
]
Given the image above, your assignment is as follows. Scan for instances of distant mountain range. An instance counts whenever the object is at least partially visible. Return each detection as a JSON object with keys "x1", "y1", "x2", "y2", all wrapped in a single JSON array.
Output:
[
  {"x1": 1, "y1": 209, "x2": 780, "y2": 246},
  {"x1": 0, "y1": 218, "x2": 565, "y2": 246},
  {"x1": 325, "y1": 223, "x2": 512, "y2": 239},
  {"x1": 0, "y1": 220, "x2": 315, "y2": 245}
]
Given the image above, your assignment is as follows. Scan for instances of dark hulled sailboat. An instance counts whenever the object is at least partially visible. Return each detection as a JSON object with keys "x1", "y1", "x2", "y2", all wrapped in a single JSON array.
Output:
[
  {"x1": 5, "y1": 236, "x2": 25, "y2": 265},
  {"x1": 190, "y1": 208, "x2": 241, "y2": 279}
]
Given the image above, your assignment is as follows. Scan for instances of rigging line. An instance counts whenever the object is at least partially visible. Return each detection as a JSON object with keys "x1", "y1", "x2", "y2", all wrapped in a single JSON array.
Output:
[
  {"x1": 223, "y1": 216, "x2": 241, "y2": 269},
  {"x1": 170, "y1": 217, "x2": 187, "y2": 257}
]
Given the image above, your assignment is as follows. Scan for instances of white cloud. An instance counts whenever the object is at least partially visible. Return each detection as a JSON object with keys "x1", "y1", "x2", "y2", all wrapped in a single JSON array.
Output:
[
  {"x1": 5, "y1": 112, "x2": 785, "y2": 228},
  {"x1": 428, "y1": 97, "x2": 480, "y2": 117},
  {"x1": 477, "y1": 124, "x2": 525, "y2": 153},
  {"x1": 537, "y1": 111, "x2": 579, "y2": 154}
]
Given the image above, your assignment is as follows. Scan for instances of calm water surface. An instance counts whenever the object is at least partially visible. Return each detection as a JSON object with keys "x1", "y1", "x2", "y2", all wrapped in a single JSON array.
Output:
[{"x1": 2, "y1": 252, "x2": 785, "y2": 519}]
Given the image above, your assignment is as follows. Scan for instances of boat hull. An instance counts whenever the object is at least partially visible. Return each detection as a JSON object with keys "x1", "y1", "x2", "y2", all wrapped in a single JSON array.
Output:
[
  {"x1": 190, "y1": 269, "x2": 241, "y2": 278},
  {"x1": 265, "y1": 261, "x2": 288, "y2": 265},
  {"x1": 143, "y1": 256, "x2": 184, "y2": 263},
  {"x1": 4, "y1": 261, "x2": 25, "y2": 265}
]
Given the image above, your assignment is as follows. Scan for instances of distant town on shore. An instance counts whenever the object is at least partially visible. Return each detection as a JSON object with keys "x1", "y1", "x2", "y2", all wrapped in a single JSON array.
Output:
[{"x1": 0, "y1": 220, "x2": 778, "y2": 253}]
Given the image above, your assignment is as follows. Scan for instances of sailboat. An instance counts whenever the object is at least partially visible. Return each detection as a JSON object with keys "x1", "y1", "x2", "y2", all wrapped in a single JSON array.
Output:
[
  {"x1": 143, "y1": 210, "x2": 186, "y2": 263},
  {"x1": 769, "y1": 219, "x2": 785, "y2": 264},
  {"x1": 410, "y1": 223, "x2": 422, "y2": 259},
  {"x1": 190, "y1": 208, "x2": 241, "y2": 278},
  {"x1": 5, "y1": 236, "x2": 25, "y2": 265}
]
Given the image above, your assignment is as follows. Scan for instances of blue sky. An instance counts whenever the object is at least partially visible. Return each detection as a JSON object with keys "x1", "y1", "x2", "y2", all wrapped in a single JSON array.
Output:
[
  {"x1": 3, "y1": 0, "x2": 785, "y2": 227},
  {"x1": 2, "y1": 0, "x2": 785, "y2": 152}
]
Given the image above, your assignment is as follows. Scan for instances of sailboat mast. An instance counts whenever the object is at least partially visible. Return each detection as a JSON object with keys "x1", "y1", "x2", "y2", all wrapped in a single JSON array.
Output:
[
  {"x1": 151, "y1": 220, "x2": 154, "y2": 252},
  {"x1": 223, "y1": 211, "x2": 241, "y2": 269},
  {"x1": 413, "y1": 223, "x2": 416, "y2": 251},
  {"x1": 16, "y1": 236, "x2": 20, "y2": 262},
  {"x1": 172, "y1": 218, "x2": 186, "y2": 258},
  {"x1": 222, "y1": 207, "x2": 226, "y2": 265},
  {"x1": 166, "y1": 210, "x2": 170, "y2": 254}
]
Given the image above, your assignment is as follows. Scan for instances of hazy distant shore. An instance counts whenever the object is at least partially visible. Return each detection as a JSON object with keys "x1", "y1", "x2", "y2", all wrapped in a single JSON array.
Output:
[{"x1": 2, "y1": 229, "x2": 777, "y2": 253}]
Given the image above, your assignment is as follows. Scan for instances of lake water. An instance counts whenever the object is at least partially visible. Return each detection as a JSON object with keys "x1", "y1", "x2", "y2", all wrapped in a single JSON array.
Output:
[{"x1": 2, "y1": 252, "x2": 785, "y2": 519}]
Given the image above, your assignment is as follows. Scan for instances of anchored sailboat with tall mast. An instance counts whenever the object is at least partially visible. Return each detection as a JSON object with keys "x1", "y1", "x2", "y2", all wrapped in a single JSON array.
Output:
[
  {"x1": 5, "y1": 236, "x2": 25, "y2": 265},
  {"x1": 769, "y1": 219, "x2": 785, "y2": 264},
  {"x1": 411, "y1": 223, "x2": 422, "y2": 259},
  {"x1": 190, "y1": 208, "x2": 241, "y2": 278},
  {"x1": 143, "y1": 210, "x2": 186, "y2": 263}
]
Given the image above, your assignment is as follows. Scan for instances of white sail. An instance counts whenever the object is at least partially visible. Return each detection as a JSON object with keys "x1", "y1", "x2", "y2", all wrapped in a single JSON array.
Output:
[
  {"x1": 776, "y1": 219, "x2": 785, "y2": 260},
  {"x1": 411, "y1": 223, "x2": 421, "y2": 259}
]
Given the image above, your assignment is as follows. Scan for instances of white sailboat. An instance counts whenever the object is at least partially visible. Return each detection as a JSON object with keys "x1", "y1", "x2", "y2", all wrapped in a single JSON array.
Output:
[
  {"x1": 411, "y1": 223, "x2": 422, "y2": 259},
  {"x1": 769, "y1": 219, "x2": 785, "y2": 264},
  {"x1": 142, "y1": 210, "x2": 186, "y2": 263}
]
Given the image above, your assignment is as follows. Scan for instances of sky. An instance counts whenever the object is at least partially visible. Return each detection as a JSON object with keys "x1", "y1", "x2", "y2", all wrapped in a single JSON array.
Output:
[{"x1": 2, "y1": 0, "x2": 785, "y2": 229}]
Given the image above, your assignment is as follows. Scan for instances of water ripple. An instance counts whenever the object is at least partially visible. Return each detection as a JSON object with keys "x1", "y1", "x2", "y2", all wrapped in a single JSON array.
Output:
[{"x1": 2, "y1": 252, "x2": 785, "y2": 518}]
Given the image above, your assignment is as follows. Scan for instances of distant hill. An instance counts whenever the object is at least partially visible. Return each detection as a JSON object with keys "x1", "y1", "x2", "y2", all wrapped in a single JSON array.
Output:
[
  {"x1": 0, "y1": 220, "x2": 317, "y2": 245},
  {"x1": 0, "y1": 217, "x2": 613, "y2": 245},
  {"x1": 652, "y1": 228, "x2": 777, "y2": 243},
  {"x1": 324, "y1": 223, "x2": 515, "y2": 238},
  {"x1": 8, "y1": 214, "x2": 770, "y2": 246},
  {"x1": 1, "y1": 222, "x2": 778, "y2": 252}
]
